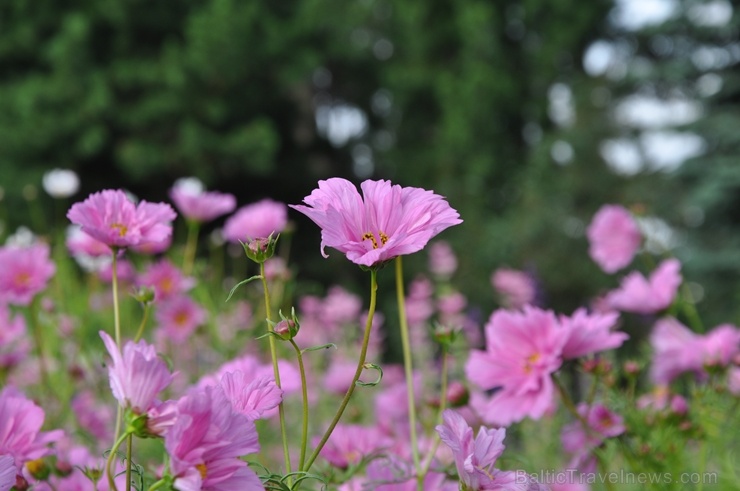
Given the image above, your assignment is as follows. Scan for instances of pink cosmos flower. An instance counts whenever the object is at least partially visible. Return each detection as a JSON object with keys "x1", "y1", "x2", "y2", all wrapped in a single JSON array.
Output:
[
  {"x1": 100, "y1": 331, "x2": 174, "y2": 414},
  {"x1": 700, "y1": 324, "x2": 740, "y2": 368},
  {"x1": 155, "y1": 295, "x2": 207, "y2": 344},
  {"x1": 290, "y1": 178, "x2": 462, "y2": 268},
  {"x1": 0, "y1": 455, "x2": 15, "y2": 491},
  {"x1": 490, "y1": 268, "x2": 536, "y2": 309},
  {"x1": 0, "y1": 244, "x2": 55, "y2": 306},
  {"x1": 0, "y1": 303, "x2": 29, "y2": 369},
  {"x1": 728, "y1": 367, "x2": 740, "y2": 396},
  {"x1": 197, "y1": 354, "x2": 302, "y2": 395},
  {"x1": 559, "y1": 309, "x2": 627, "y2": 359},
  {"x1": 561, "y1": 403, "x2": 625, "y2": 472},
  {"x1": 218, "y1": 371, "x2": 283, "y2": 420},
  {"x1": 466, "y1": 307, "x2": 568, "y2": 426},
  {"x1": 138, "y1": 260, "x2": 195, "y2": 302},
  {"x1": 67, "y1": 189, "x2": 176, "y2": 249},
  {"x1": 436, "y1": 409, "x2": 537, "y2": 490},
  {"x1": 606, "y1": 258, "x2": 682, "y2": 314},
  {"x1": 169, "y1": 178, "x2": 236, "y2": 223},
  {"x1": 317, "y1": 424, "x2": 393, "y2": 468},
  {"x1": 586, "y1": 204, "x2": 642, "y2": 273},
  {"x1": 428, "y1": 240, "x2": 458, "y2": 277},
  {"x1": 0, "y1": 387, "x2": 63, "y2": 467},
  {"x1": 70, "y1": 391, "x2": 113, "y2": 442},
  {"x1": 341, "y1": 455, "x2": 457, "y2": 491},
  {"x1": 66, "y1": 226, "x2": 112, "y2": 258},
  {"x1": 223, "y1": 199, "x2": 288, "y2": 242},
  {"x1": 165, "y1": 386, "x2": 263, "y2": 491}
]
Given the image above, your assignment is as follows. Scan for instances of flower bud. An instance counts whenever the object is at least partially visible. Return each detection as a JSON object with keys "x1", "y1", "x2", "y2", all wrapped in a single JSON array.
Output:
[
  {"x1": 55, "y1": 460, "x2": 74, "y2": 477},
  {"x1": 433, "y1": 323, "x2": 459, "y2": 347},
  {"x1": 272, "y1": 308, "x2": 300, "y2": 340},
  {"x1": 241, "y1": 233, "x2": 279, "y2": 264},
  {"x1": 446, "y1": 381, "x2": 470, "y2": 408},
  {"x1": 14, "y1": 475, "x2": 29, "y2": 491},
  {"x1": 131, "y1": 286, "x2": 156, "y2": 304}
]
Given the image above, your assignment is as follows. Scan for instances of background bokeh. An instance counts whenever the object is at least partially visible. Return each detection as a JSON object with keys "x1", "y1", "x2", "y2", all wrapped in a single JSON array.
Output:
[{"x1": 1, "y1": 0, "x2": 738, "y2": 327}]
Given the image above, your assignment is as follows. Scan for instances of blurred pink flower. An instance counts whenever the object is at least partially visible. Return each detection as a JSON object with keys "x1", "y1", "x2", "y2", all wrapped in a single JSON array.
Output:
[
  {"x1": 0, "y1": 387, "x2": 63, "y2": 467},
  {"x1": 701, "y1": 324, "x2": 740, "y2": 368},
  {"x1": 561, "y1": 403, "x2": 624, "y2": 472},
  {"x1": 169, "y1": 178, "x2": 236, "y2": 223},
  {"x1": 317, "y1": 424, "x2": 392, "y2": 468},
  {"x1": 559, "y1": 308, "x2": 627, "y2": 359},
  {"x1": 728, "y1": 367, "x2": 740, "y2": 396},
  {"x1": 490, "y1": 268, "x2": 536, "y2": 309},
  {"x1": 291, "y1": 178, "x2": 462, "y2": 268},
  {"x1": 0, "y1": 303, "x2": 29, "y2": 369},
  {"x1": 466, "y1": 307, "x2": 568, "y2": 426},
  {"x1": 606, "y1": 259, "x2": 682, "y2": 314},
  {"x1": 198, "y1": 354, "x2": 302, "y2": 395},
  {"x1": 67, "y1": 189, "x2": 176, "y2": 249},
  {"x1": 0, "y1": 455, "x2": 15, "y2": 491},
  {"x1": 155, "y1": 295, "x2": 207, "y2": 344},
  {"x1": 97, "y1": 258, "x2": 136, "y2": 283},
  {"x1": 138, "y1": 259, "x2": 195, "y2": 302},
  {"x1": 65, "y1": 225, "x2": 112, "y2": 257},
  {"x1": 131, "y1": 234, "x2": 172, "y2": 255},
  {"x1": 436, "y1": 409, "x2": 535, "y2": 490},
  {"x1": 586, "y1": 204, "x2": 642, "y2": 273},
  {"x1": 165, "y1": 386, "x2": 262, "y2": 491},
  {"x1": 428, "y1": 240, "x2": 458, "y2": 277},
  {"x1": 223, "y1": 199, "x2": 288, "y2": 242},
  {"x1": 0, "y1": 244, "x2": 55, "y2": 306},
  {"x1": 321, "y1": 285, "x2": 363, "y2": 326},
  {"x1": 218, "y1": 371, "x2": 282, "y2": 421},
  {"x1": 70, "y1": 391, "x2": 113, "y2": 442},
  {"x1": 100, "y1": 331, "x2": 174, "y2": 414}
]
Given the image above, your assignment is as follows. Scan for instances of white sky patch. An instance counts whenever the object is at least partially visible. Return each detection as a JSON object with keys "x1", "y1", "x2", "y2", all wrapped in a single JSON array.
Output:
[
  {"x1": 614, "y1": 95, "x2": 703, "y2": 129},
  {"x1": 640, "y1": 131, "x2": 705, "y2": 171},
  {"x1": 611, "y1": 0, "x2": 678, "y2": 30},
  {"x1": 600, "y1": 138, "x2": 643, "y2": 176},
  {"x1": 315, "y1": 104, "x2": 368, "y2": 147},
  {"x1": 687, "y1": 0, "x2": 733, "y2": 27}
]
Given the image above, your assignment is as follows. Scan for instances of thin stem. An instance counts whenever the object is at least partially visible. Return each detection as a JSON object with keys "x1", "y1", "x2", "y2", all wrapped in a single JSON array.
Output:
[
  {"x1": 133, "y1": 304, "x2": 151, "y2": 343},
  {"x1": 28, "y1": 296, "x2": 52, "y2": 393},
  {"x1": 111, "y1": 250, "x2": 122, "y2": 347},
  {"x1": 680, "y1": 282, "x2": 704, "y2": 332},
  {"x1": 105, "y1": 430, "x2": 130, "y2": 491},
  {"x1": 553, "y1": 375, "x2": 588, "y2": 427},
  {"x1": 260, "y1": 262, "x2": 292, "y2": 480},
  {"x1": 182, "y1": 220, "x2": 200, "y2": 276},
  {"x1": 290, "y1": 338, "x2": 310, "y2": 472},
  {"x1": 147, "y1": 481, "x2": 167, "y2": 491},
  {"x1": 126, "y1": 433, "x2": 132, "y2": 491},
  {"x1": 419, "y1": 346, "x2": 449, "y2": 479},
  {"x1": 304, "y1": 269, "x2": 378, "y2": 472},
  {"x1": 395, "y1": 257, "x2": 421, "y2": 486}
]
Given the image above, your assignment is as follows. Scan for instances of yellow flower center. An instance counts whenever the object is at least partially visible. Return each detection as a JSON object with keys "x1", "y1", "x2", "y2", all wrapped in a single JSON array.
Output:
[
  {"x1": 196, "y1": 463, "x2": 207, "y2": 480},
  {"x1": 111, "y1": 223, "x2": 128, "y2": 237},
  {"x1": 26, "y1": 458, "x2": 45, "y2": 474},
  {"x1": 362, "y1": 231, "x2": 389, "y2": 249},
  {"x1": 174, "y1": 311, "x2": 189, "y2": 326},
  {"x1": 15, "y1": 271, "x2": 31, "y2": 286},
  {"x1": 523, "y1": 352, "x2": 540, "y2": 374}
]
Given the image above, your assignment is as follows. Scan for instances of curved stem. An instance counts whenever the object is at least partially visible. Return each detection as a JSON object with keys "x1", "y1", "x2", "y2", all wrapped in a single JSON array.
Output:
[
  {"x1": 260, "y1": 263, "x2": 292, "y2": 480},
  {"x1": 395, "y1": 257, "x2": 421, "y2": 487},
  {"x1": 303, "y1": 269, "x2": 378, "y2": 472},
  {"x1": 182, "y1": 220, "x2": 200, "y2": 276},
  {"x1": 105, "y1": 430, "x2": 130, "y2": 491},
  {"x1": 147, "y1": 480, "x2": 167, "y2": 491},
  {"x1": 290, "y1": 338, "x2": 310, "y2": 472},
  {"x1": 133, "y1": 304, "x2": 151, "y2": 343}
]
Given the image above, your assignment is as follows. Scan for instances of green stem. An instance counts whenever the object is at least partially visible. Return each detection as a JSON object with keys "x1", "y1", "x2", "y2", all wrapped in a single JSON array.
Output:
[
  {"x1": 260, "y1": 262, "x2": 292, "y2": 480},
  {"x1": 395, "y1": 257, "x2": 422, "y2": 487},
  {"x1": 182, "y1": 220, "x2": 200, "y2": 276},
  {"x1": 105, "y1": 430, "x2": 130, "y2": 491},
  {"x1": 290, "y1": 338, "x2": 310, "y2": 472},
  {"x1": 147, "y1": 480, "x2": 167, "y2": 491},
  {"x1": 28, "y1": 296, "x2": 52, "y2": 393},
  {"x1": 133, "y1": 304, "x2": 151, "y2": 343},
  {"x1": 680, "y1": 282, "x2": 704, "y2": 332},
  {"x1": 111, "y1": 250, "x2": 122, "y2": 346},
  {"x1": 126, "y1": 433, "x2": 132, "y2": 491},
  {"x1": 419, "y1": 346, "x2": 449, "y2": 480},
  {"x1": 304, "y1": 269, "x2": 378, "y2": 472}
]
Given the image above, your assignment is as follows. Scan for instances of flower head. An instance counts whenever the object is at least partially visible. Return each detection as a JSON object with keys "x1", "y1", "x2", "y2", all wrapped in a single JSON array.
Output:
[
  {"x1": 490, "y1": 268, "x2": 536, "y2": 309},
  {"x1": 560, "y1": 308, "x2": 627, "y2": 359},
  {"x1": 606, "y1": 258, "x2": 682, "y2": 314},
  {"x1": 100, "y1": 331, "x2": 174, "y2": 414},
  {"x1": 291, "y1": 178, "x2": 462, "y2": 267},
  {"x1": 0, "y1": 303, "x2": 29, "y2": 369},
  {"x1": 170, "y1": 178, "x2": 236, "y2": 223},
  {"x1": 586, "y1": 204, "x2": 642, "y2": 273},
  {"x1": 155, "y1": 295, "x2": 207, "y2": 344},
  {"x1": 0, "y1": 243, "x2": 55, "y2": 306},
  {"x1": 317, "y1": 424, "x2": 392, "y2": 468},
  {"x1": 67, "y1": 189, "x2": 176, "y2": 249},
  {"x1": 138, "y1": 260, "x2": 195, "y2": 302},
  {"x1": 223, "y1": 199, "x2": 288, "y2": 242},
  {"x1": 218, "y1": 371, "x2": 282, "y2": 421}
]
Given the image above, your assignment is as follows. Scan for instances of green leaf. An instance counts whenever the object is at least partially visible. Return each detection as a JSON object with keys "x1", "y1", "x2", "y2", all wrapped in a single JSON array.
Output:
[
  {"x1": 356, "y1": 363, "x2": 383, "y2": 387},
  {"x1": 301, "y1": 343, "x2": 337, "y2": 354},
  {"x1": 225, "y1": 275, "x2": 262, "y2": 302}
]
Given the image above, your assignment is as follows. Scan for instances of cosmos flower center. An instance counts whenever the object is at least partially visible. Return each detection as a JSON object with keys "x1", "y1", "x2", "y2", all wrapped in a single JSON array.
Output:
[
  {"x1": 362, "y1": 231, "x2": 389, "y2": 249},
  {"x1": 14, "y1": 271, "x2": 31, "y2": 286},
  {"x1": 160, "y1": 278, "x2": 173, "y2": 294},
  {"x1": 111, "y1": 223, "x2": 129, "y2": 237},
  {"x1": 25, "y1": 458, "x2": 45, "y2": 474},
  {"x1": 523, "y1": 352, "x2": 541, "y2": 374},
  {"x1": 196, "y1": 463, "x2": 207, "y2": 479},
  {"x1": 174, "y1": 312, "x2": 189, "y2": 326},
  {"x1": 599, "y1": 415, "x2": 614, "y2": 428}
]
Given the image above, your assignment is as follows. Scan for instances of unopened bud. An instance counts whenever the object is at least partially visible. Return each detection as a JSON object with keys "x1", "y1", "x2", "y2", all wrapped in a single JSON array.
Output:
[
  {"x1": 55, "y1": 460, "x2": 74, "y2": 477},
  {"x1": 272, "y1": 308, "x2": 300, "y2": 340},
  {"x1": 433, "y1": 324, "x2": 459, "y2": 347},
  {"x1": 242, "y1": 233, "x2": 279, "y2": 264},
  {"x1": 623, "y1": 360, "x2": 640, "y2": 376},
  {"x1": 14, "y1": 475, "x2": 29, "y2": 491},
  {"x1": 446, "y1": 381, "x2": 469, "y2": 408},
  {"x1": 132, "y1": 286, "x2": 155, "y2": 304}
]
